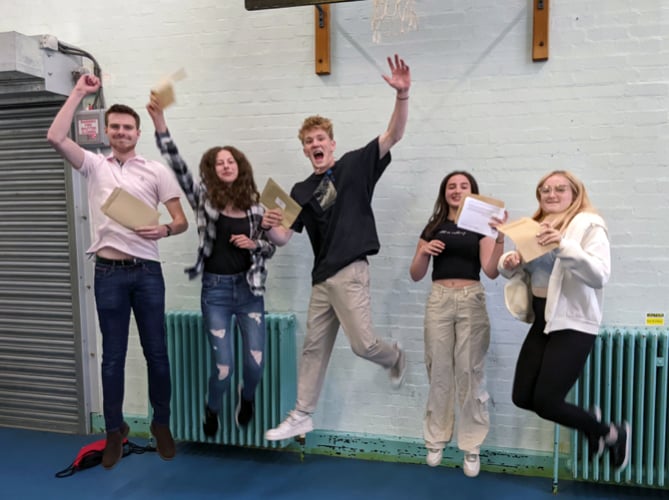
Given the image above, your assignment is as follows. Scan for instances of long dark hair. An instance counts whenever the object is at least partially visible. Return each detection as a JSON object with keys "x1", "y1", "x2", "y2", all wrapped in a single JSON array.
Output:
[
  {"x1": 422, "y1": 170, "x2": 480, "y2": 239},
  {"x1": 199, "y1": 146, "x2": 259, "y2": 211}
]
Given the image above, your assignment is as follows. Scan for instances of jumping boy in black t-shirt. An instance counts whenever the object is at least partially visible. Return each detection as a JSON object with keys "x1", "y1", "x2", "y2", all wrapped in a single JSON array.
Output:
[{"x1": 262, "y1": 54, "x2": 411, "y2": 441}]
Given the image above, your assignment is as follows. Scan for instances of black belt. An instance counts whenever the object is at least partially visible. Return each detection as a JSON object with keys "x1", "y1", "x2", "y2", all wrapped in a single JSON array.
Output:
[{"x1": 96, "y1": 256, "x2": 147, "y2": 266}]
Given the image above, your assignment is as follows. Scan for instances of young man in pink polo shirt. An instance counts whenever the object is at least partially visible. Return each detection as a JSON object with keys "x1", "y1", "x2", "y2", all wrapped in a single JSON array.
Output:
[{"x1": 47, "y1": 74, "x2": 188, "y2": 469}]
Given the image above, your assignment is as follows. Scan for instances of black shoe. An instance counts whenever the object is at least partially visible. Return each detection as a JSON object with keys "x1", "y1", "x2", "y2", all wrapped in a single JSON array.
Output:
[
  {"x1": 235, "y1": 384, "x2": 254, "y2": 427},
  {"x1": 203, "y1": 405, "x2": 219, "y2": 437},
  {"x1": 609, "y1": 421, "x2": 630, "y2": 473},
  {"x1": 587, "y1": 406, "x2": 605, "y2": 459}
]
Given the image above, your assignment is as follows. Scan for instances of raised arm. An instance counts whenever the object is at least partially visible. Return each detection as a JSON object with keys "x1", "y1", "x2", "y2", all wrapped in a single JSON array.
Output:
[
  {"x1": 147, "y1": 95, "x2": 200, "y2": 210},
  {"x1": 46, "y1": 74, "x2": 100, "y2": 168},
  {"x1": 147, "y1": 93, "x2": 168, "y2": 134},
  {"x1": 378, "y1": 54, "x2": 411, "y2": 159}
]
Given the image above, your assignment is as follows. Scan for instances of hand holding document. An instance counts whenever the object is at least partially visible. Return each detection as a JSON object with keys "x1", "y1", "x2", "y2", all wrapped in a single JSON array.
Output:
[
  {"x1": 497, "y1": 217, "x2": 559, "y2": 262},
  {"x1": 259, "y1": 178, "x2": 302, "y2": 229},
  {"x1": 455, "y1": 194, "x2": 506, "y2": 239},
  {"x1": 101, "y1": 187, "x2": 160, "y2": 230},
  {"x1": 151, "y1": 68, "x2": 187, "y2": 109}
]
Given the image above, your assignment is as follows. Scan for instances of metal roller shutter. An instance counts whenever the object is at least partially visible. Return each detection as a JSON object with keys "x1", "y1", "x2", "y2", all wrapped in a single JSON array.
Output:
[{"x1": 0, "y1": 96, "x2": 86, "y2": 433}]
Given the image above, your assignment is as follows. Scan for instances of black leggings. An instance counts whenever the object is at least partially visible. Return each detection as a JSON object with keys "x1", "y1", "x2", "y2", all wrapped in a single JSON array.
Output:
[{"x1": 512, "y1": 296, "x2": 610, "y2": 439}]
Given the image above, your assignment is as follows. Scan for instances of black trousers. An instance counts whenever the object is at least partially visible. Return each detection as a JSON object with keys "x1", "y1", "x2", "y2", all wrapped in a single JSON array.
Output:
[{"x1": 512, "y1": 296, "x2": 610, "y2": 439}]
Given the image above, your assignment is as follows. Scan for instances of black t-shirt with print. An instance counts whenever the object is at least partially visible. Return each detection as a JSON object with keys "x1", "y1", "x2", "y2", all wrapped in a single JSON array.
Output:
[
  {"x1": 421, "y1": 220, "x2": 483, "y2": 282},
  {"x1": 291, "y1": 138, "x2": 390, "y2": 285}
]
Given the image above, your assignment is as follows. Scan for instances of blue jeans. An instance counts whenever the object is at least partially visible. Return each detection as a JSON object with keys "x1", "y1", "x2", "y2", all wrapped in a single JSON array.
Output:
[
  {"x1": 94, "y1": 259, "x2": 170, "y2": 432},
  {"x1": 201, "y1": 272, "x2": 266, "y2": 413}
]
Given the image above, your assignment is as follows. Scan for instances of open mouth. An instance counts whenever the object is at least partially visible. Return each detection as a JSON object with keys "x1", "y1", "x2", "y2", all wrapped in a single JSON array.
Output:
[{"x1": 313, "y1": 150, "x2": 324, "y2": 161}]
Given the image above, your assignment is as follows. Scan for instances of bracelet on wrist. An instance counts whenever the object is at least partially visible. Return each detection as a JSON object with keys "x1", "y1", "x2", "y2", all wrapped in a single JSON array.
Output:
[
  {"x1": 164, "y1": 224, "x2": 173, "y2": 237},
  {"x1": 495, "y1": 238, "x2": 504, "y2": 244},
  {"x1": 396, "y1": 95, "x2": 409, "y2": 101}
]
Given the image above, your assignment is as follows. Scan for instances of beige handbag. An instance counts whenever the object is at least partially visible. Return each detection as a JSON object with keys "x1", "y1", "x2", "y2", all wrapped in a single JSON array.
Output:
[{"x1": 504, "y1": 270, "x2": 534, "y2": 323}]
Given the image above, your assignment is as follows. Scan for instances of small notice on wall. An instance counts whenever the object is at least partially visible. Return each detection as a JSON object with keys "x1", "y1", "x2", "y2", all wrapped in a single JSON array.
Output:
[{"x1": 645, "y1": 313, "x2": 665, "y2": 326}]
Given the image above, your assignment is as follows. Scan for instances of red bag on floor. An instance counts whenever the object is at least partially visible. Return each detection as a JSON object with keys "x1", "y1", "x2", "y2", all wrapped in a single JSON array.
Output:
[{"x1": 55, "y1": 438, "x2": 154, "y2": 477}]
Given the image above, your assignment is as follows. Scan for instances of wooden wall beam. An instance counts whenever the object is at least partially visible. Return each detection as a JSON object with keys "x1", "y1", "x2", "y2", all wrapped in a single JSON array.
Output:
[
  {"x1": 532, "y1": 0, "x2": 549, "y2": 61},
  {"x1": 315, "y1": 5, "x2": 331, "y2": 75}
]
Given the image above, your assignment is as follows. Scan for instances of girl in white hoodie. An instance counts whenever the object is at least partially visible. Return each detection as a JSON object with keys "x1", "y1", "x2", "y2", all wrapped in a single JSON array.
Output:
[{"x1": 498, "y1": 170, "x2": 629, "y2": 473}]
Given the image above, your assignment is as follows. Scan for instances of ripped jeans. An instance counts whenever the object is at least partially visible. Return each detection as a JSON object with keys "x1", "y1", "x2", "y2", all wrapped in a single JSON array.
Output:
[
  {"x1": 423, "y1": 282, "x2": 490, "y2": 454},
  {"x1": 201, "y1": 271, "x2": 266, "y2": 413}
]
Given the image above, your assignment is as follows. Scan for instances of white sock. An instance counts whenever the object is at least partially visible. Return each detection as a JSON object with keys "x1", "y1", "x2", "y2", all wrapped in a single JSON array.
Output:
[{"x1": 604, "y1": 423, "x2": 618, "y2": 446}]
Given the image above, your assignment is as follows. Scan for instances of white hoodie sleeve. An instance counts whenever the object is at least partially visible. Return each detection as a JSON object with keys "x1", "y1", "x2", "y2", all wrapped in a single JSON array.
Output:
[{"x1": 556, "y1": 216, "x2": 611, "y2": 289}]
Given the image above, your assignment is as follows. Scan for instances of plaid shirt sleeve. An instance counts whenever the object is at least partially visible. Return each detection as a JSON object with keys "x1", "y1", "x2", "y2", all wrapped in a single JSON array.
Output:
[
  {"x1": 155, "y1": 130, "x2": 201, "y2": 211},
  {"x1": 246, "y1": 205, "x2": 276, "y2": 295}
]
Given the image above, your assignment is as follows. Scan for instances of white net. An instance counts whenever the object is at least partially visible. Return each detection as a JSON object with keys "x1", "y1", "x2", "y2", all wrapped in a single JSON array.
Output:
[{"x1": 371, "y1": 0, "x2": 418, "y2": 44}]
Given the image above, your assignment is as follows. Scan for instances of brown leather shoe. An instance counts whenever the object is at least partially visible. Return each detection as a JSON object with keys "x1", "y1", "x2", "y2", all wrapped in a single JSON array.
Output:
[
  {"x1": 150, "y1": 422, "x2": 176, "y2": 460},
  {"x1": 102, "y1": 421, "x2": 130, "y2": 470}
]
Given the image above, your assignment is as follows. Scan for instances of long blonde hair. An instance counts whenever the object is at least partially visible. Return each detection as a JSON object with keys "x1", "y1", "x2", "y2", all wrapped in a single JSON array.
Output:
[{"x1": 532, "y1": 170, "x2": 596, "y2": 231}]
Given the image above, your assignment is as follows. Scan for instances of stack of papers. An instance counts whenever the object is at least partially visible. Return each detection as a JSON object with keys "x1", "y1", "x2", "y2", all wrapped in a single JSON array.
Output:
[{"x1": 455, "y1": 193, "x2": 505, "y2": 239}]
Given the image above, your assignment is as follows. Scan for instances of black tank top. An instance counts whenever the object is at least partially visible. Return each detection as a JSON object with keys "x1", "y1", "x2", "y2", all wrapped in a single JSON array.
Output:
[{"x1": 204, "y1": 214, "x2": 251, "y2": 275}]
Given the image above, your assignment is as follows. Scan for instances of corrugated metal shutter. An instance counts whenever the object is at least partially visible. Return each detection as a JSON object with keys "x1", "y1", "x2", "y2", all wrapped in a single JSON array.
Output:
[{"x1": 0, "y1": 96, "x2": 86, "y2": 433}]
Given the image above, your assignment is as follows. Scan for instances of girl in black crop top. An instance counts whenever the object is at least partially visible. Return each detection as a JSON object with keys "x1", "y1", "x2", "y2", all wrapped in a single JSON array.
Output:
[
  {"x1": 409, "y1": 170, "x2": 506, "y2": 477},
  {"x1": 147, "y1": 97, "x2": 276, "y2": 440}
]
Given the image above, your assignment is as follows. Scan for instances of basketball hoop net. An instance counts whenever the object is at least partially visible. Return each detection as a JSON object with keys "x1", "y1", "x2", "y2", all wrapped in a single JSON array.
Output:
[{"x1": 371, "y1": 0, "x2": 418, "y2": 44}]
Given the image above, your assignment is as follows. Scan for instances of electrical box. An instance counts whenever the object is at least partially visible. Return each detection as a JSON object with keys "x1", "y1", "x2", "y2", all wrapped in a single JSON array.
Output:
[{"x1": 74, "y1": 108, "x2": 109, "y2": 149}]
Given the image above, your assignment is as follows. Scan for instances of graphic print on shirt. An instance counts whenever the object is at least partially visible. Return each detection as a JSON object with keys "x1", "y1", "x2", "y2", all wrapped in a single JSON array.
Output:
[{"x1": 314, "y1": 170, "x2": 337, "y2": 211}]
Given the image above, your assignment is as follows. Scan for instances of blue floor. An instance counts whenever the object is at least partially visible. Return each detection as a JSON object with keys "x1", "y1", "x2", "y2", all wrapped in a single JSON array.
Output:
[{"x1": 1, "y1": 426, "x2": 661, "y2": 499}]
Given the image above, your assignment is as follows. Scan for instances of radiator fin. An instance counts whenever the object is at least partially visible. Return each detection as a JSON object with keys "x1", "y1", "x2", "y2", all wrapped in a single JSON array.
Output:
[
  {"x1": 165, "y1": 311, "x2": 297, "y2": 448},
  {"x1": 571, "y1": 327, "x2": 668, "y2": 487}
]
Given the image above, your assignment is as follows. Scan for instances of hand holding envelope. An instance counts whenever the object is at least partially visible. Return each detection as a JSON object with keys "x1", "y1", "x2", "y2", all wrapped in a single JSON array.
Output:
[
  {"x1": 101, "y1": 187, "x2": 160, "y2": 230},
  {"x1": 151, "y1": 68, "x2": 187, "y2": 109},
  {"x1": 259, "y1": 178, "x2": 301, "y2": 229},
  {"x1": 497, "y1": 217, "x2": 559, "y2": 262}
]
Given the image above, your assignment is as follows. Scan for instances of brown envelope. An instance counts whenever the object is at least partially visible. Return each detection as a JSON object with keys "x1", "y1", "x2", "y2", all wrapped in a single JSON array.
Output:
[
  {"x1": 101, "y1": 187, "x2": 160, "y2": 230},
  {"x1": 498, "y1": 217, "x2": 558, "y2": 262},
  {"x1": 151, "y1": 68, "x2": 187, "y2": 109},
  {"x1": 259, "y1": 178, "x2": 302, "y2": 229}
]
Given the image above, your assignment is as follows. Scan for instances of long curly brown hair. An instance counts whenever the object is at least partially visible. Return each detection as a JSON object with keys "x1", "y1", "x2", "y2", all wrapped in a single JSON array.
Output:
[{"x1": 199, "y1": 146, "x2": 259, "y2": 211}]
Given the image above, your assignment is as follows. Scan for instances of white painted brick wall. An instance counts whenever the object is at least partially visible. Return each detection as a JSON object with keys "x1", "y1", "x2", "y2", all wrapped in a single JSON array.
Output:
[{"x1": 3, "y1": 0, "x2": 668, "y2": 453}]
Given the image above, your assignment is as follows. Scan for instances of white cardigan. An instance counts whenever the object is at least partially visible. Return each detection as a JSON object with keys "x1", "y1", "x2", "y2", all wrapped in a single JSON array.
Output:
[{"x1": 498, "y1": 212, "x2": 611, "y2": 335}]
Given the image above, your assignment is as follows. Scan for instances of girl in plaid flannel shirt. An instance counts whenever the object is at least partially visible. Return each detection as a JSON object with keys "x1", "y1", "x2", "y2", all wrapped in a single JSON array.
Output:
[{"x1": 147, "y1": 95, "x2": 275, "y2": 436}]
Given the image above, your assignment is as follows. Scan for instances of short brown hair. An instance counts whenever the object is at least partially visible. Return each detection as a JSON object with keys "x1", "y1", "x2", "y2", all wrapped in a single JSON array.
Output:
[
  {"x1": 298, "y1": 115, "x2": 333, "y2": 144},
  {"x1": 105, "y1": 104, "x2": 140, "y2": 129}
]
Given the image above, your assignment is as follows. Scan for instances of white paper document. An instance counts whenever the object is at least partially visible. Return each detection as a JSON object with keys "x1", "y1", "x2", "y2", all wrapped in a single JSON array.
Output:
[{"x1": 455, "y1": 194, "x2": 506, "y2": 238}]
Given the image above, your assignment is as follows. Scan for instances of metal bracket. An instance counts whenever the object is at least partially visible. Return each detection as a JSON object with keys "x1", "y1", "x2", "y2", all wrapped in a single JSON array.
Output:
[{"x1": 316, "y1": 5, "x2": 325, "y2": 28}]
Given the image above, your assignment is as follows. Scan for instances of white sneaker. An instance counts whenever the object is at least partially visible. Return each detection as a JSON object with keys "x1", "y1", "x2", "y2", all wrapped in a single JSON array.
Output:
[
  {"x1": 389, "y1": 343, "x2": 407, "y2": 389},
  {"x1": 463, "y1": 453, "x2": 480, "y2": 478},
  {"x1": 265, "y1": 410, "x2": 313, "y2": 441},
  {"x1": 426, "y1": 448, "x2": 443, "y2": 467}
]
